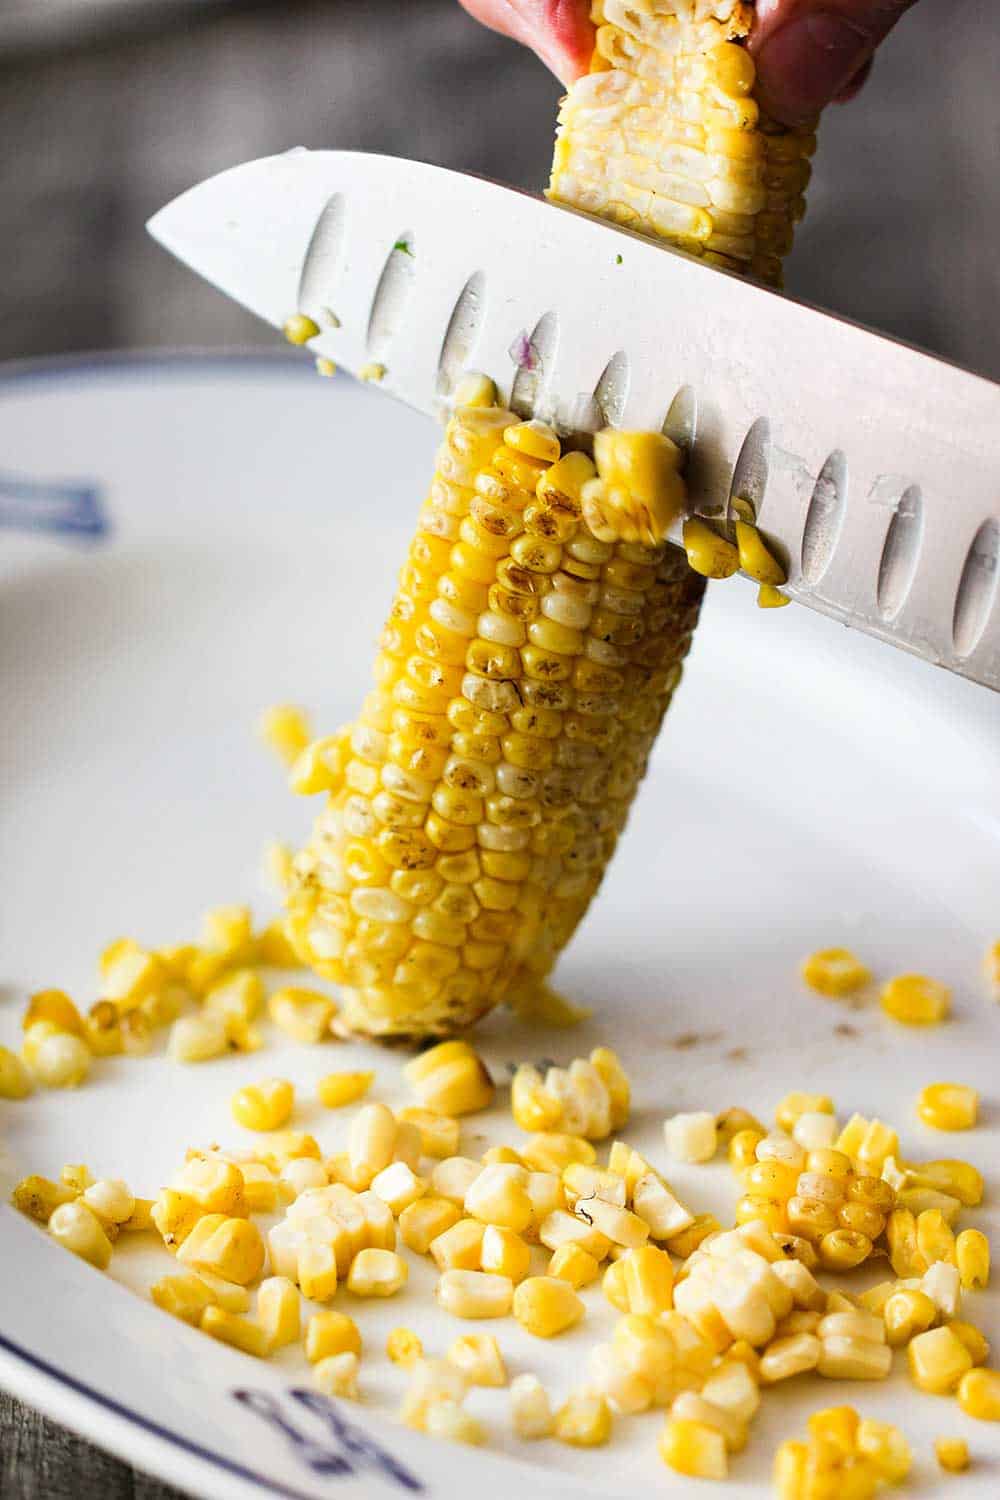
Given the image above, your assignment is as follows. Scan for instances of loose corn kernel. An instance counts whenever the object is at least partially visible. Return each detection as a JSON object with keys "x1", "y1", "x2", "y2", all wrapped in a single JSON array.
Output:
[
  {"x1": 512, "y1": 1275, "x2": 583, "y2": 1337},
  {"x1": 448, "y1": 1332, "x2": 507, "y2": 1387},
  {"x1": 313, "y1": 1351, "x2": 360, "y2": 1400},
  {"x1": 349, "y1": 1101, "x2": 397, "y2": 1183},
  {"x1": 397, "y1": 1107, "x2": 459, "y2": 1159},
  {"x1": 509, "y1": 1373, "x2": 554, "y2": 1439},
  {"x1": 773, "y1": 1439, "x2": 808, "y2": 1497},
  {"x1": 908, "y1": 1326, "x2": 973, "y2": 1393},
  {"x1": 511, "y1": 1064, "x2": 564, "y2": 1132},
  {"x1": 298, "y1": 1244, "x2": 339, "y2": 1302},
  {"x1": 180, "y1": 1216, "x2": 265, "y2": 1285},
  {"x1": 664, "y1": 1110, "x2": 717, "y2": 1164},
  {"x1": 881, "y1": 973, "x2": 951, "y2": 1025},
  {"x1": 800, "y1": 947, "x2": 870, "y2": 996},
  {"x1": 437, "y1": 1268, "x2": 514, "y2": 1319},
  {"x1": 29, "y1": 1031, "x2": 91, "y2": 1088},
  {"x1": 318, "y1": 1071, "x2": 374, "y2": 1109},
  {"x1": 168, "y1": 1013, "x2": 229, "y2": 1063},
  {"x1": 454, "y1": 372, "x2": 497, "y2": 408},
  {"x1": 288, "y1": 736, "x2": 346, "y2": 795},
  {"x1": 775, "y1": 1092, "x2": 834, "y2": 1132},
  {"x1": 701, "y1": 1360, "x2": 761, "y2": 1425},
  {"x1": 757, "y1": 583, "x2": 790, "y2": 608},
  {"x1": 465, "y1": 1163, "x2": 533, "y2": 1232},
  {"x1": 956, "y1": 1229, "x2": 990, "y2": 1290},
  {"x1": 922, "y1": 1261, "x2": 962, "y2": 1321},
  {"x1": 173, "y1": 1156, "x2": 247, "y2": 1216},
  {"x1": 935, "y1": 1437, "x2": 970, "y2": 1472},
  {"x1": 358, "y1": 361, "x2": 387, "y2": 384},
  {"x1": 256, "y1": 918, "x2": 303, "y2": 969},
  {"x1": 424, "y1": 1400, "x2": 483, "y2": 1445},
  {"x1": 682, "y1": 517, "x2": 739, "y2": 579},
  {"x1": 205, "y1": 969, "x2": 263, "y2": 1024},
  {"x1": 855, "y1": 1418, "x2": 912, "y2": 1483},
  {"x1": 257, "y1": 1277, "x2": 300, "y2": 1351},
  {"x1": 958, "y1": 1368, "x2": 1000, "y2": 1422},
  {"x1": 263, "y1": 840, "x2": 294, "y2": 891},
  {"x1": 482, "y1": 1146, "x2": 525, "y2": 1168},
  {"x1": 759, "y1": 1333, "x2": 822, "y2": 1383},
  {"x1": 716, "y1": 1108, "x2": 766, "y2": 1146},
  {"x1": 260, "y1": 702, "x2": 311, "y2": 762},
  {"x1": 817, "y1": 1336, "x2": 892, "y2": 1381},
  {"x1": 347, "y1": 1248, "x2": 408, "y2": 1298},
  {"x1": 883, "y1": 1288, "x2": 937, "y2": 1346},
  {"x1": 399, "y1": 1197, "x2": 462, "y2": 1256},
  {"x1": 659, "y1": 1416, "x2": 727, "y2": 1479},
  {"x1": 918, "y1": 1082, "x2": 979, "y2": 1132},
  {"x1": 404, "y1": 1042, "x2": 494, "y2": 1117},
  {"x1": 728, "y1": 1128, "x2": 765, "y2": 1172},
  {"x1": 886, "y1": 1209, "x2": 928, "y2": 1278},
  {"x1": 387, "y1": 1327, "x2": 423, "y2": 1367},
  {"x1": 619, "y1": 1244, "x2": 674, "y2": 1314},
  {"x1": 85, "y1": 1002, "x2": 122, "y2": 1057},
  {"x1": 519, "y1": 1133, "x2": 596, "y2": 1173},
  {"x1": 400, "y1": 1357, "x2": 469, "y2": 1431},
  {"x1": 200, "y1": 1306, "x2": 268, "y2": 1358},
  {"x1": 280, "y1": 1158, "x2": 328, "y2": 1201},
  {"x1": 430, "y1": 1218, "x2": 485, "y2": 1271},
  {"x1": 818, "y1": 1228, "x2": 874, "y2": 1271},
  {"x1": 370, "y1": 1161, "x2": 428, "y2": 1215},
  {"x1": 195, "y1": 1268, "x2": 252, "y2": 1313},
  {"x1": 48, "y1": 1201, "x2": 113, "y2": 1270},
  {"x1": 82, "y1": 1179, "x2": 135, "y2": 1227},
  {"x1": 12, "y1": 1174, "x2": 77, "y2": 1223},
  {"x1": 122, "y1": 1197, "x2": 155, "y2": 1232},
  {"x1": 481, "y1": 1225, "x2": 531, "y2": 1282},
  {"x1": 549, "y1": 1243, "x2": 600, "y2": 1289},
  {"x1": 23, "y1": 988, "x2": 86, "y2": 1037},
  {"x1": 949, "y1": 1321, "x2": 990, "y2": 1366},
  {"x1": 268, "y1": 986, "x2": 336, "y2": 1044},
  {"x1": 917, "y1": 1207, "x2": 957, "y2": 1268},
  {"x1": 306, "y1": 1310, "x2": 362, "y2": 1363},
  {"x1": 807, "y1": 1404, "x2": 860, "y2": 1454},
  {"x1": 905, "y1": 1158, "x2": 983, "y2": 1207},
  {"x1": 151, "y1": 1273, "x2": 216, "y2": 1325},
  {"x1": 151, "y1": 1188, "x2": 202, "y2": 1249},
  {"x1": 283, "y1": 314, "x2": 319, "y2": 346},
  {"x1": 555, "y1": 1391, "x2": 612, "y2": 1448},
  {"x1": 431, "y1": 1156, "x2": 482, "y2": 1206},
  {"x1": 231, "y1": 1078, "x2": 294, "y2": 1132}
]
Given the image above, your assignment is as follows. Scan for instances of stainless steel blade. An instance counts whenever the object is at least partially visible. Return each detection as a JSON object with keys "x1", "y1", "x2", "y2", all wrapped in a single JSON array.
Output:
[{"x1": 148, "y1": 148, "x2": 1000, "y2": 691}]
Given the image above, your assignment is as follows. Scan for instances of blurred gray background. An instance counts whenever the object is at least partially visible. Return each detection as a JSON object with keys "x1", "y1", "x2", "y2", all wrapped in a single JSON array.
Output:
[
  {"x1": 1, "y1": 0, "x2": 999, "y2": 378},
  {"x1": 0, "y1": 1, "x2": 998, "y2": 1496}
]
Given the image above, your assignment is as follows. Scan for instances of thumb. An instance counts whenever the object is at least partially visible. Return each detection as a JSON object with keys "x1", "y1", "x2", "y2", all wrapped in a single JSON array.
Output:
[{"x1": 749, "y1": 0, "x2": 918, "y2": 125}]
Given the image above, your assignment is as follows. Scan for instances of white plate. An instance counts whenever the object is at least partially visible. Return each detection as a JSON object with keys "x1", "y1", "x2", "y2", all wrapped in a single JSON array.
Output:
[{"x1": 1, "y1": 352, "x2": 998, "y2": 1499}]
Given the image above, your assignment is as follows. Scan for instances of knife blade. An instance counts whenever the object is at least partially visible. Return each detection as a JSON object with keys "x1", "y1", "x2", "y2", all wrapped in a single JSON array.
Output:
[{"x1": 147, "y1": 148, "x2": 1000, "y2": 691}]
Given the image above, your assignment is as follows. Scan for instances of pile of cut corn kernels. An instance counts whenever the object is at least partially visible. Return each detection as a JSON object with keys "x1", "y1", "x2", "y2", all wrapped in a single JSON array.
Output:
[{"x1": 4, "y1": 924, "x2": 1000, "y2": 1496}]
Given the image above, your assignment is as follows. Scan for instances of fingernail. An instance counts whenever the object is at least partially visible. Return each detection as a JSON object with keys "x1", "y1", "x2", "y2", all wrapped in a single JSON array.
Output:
[{"x1": 755, "y1": 11, "x2": 872, "y2": 124}]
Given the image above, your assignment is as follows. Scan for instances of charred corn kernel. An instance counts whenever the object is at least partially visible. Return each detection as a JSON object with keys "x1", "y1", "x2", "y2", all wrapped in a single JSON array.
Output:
[
  {"x1": 734, "y1": 520, "x2": 785, "y2": 585},
  {"x1": 801, "y1": 947, "x2": 870, "y2": 996},
  {"x1": 881, "y1": 973, "x2": 951, "y2": 1025},
  {"x1": 555, "y1": 1391, "x2": 611, "y2": 1448},
  {"x1": 424, "y1": 1400, "x2": 483, "y2": 1445},
  {"x1": 481, "y1": 1225, "x2": 531, "y2": 1282},
  {"x1": 409, "y1": 1050, "x2": 494, "y2": 1117},
  {"x1": 918, "y1": 1082, "x2": 978, "y2": 1132},
  {"x1": 397, "y1": 1107, "x2": 459, "y2": 1159},
  {"x1": 399, "y1": 1197, "x2": 462, "y2": 1256},
  {"x1": 757, "y1": 584, "x2": 790, "y2": 608},
  {"x1": 268, "y1": 986, "x2": 335, "y2": 1044},
  {"x1": 682, "y1": 518, "x2": 739, "y2": 579},
  {"x1": 181, "y1": 1217, "x2": 265, "y2": 1285},
  {"x1": 151, "y1": 1272, "x2": 217, "y2": 1324},
  {"x1": 659, "y1": 1417, "x2": 727, "y2": 1480},
  {"x1": 169, "y1": 1013, "x2": 229, "y2": 1062},
  {"x1": 82, "y1": 1179, "x2": 135, "y2": 1227},
  {"x1": 729, "y1": 1128, "x2": 765, "y2": 1172},
  {"x1": 387, "y1": 1327, "x2": 423, "y2": 1367},
  {"x1": 231, "y1": 1078, "x2": 294, "y2": 1132},
  {"x1": 775, "y1": 1092, "x2": 834, "y2": 1132},
  {"x1": 200, "y1": 1305, "x2": 267, "y2": 1357},
  {"x1": 437, "y1": 1268, "x2": 514, "y2": 1319},
  {"x1": 513, "y1": 1275, "x2": 583, "y2": 1337},
  {"x1": 29, "y1": 1031, "x2": 91, "y2": 1088},
  {"x1": 305, "y1": 1309, "x2": 362, "y2": 1362},
  {"x1": 318, "y1": 1071, "x2": 374, "y2": 1110},
  {"x1": 23, "y1": 989, "x2": 86, "y2": 1037},
  {"x1": 935, "y1": 1437, "x2": 970, "y2": 1471},
  {"x1": 298, "y1": 1244, "x2": 339, "y2": 1302},
  {"x1": 313, "y1": 1351, "x2": 360, "y2": 1400},
  {"x1": 883, "y1": 1289, "x2": 937, "y2": 1346},
  {"x1": 465, "y1": 1164, "x2": 533, "y2": 1232},
  {"x1": 948, "y1": 1321, "x2": 990, "y2": 1366},
  {"x1": 855, "y1": 1418, "x2": 911, "y2": 1483},
  {"x1": 958, "y1": 1368, "x2": 1000, "y2": 1421},
  {"x1": 664, "y1": 1111, "x2": 717, "y2": 1163},
  {"x1": 345, "y1": 1247, "x2": 407, "y2": 1298},
  {"x1": 510, "y1": 1373, "x2": 553, "y2": 1439},
  {"x1": 256, "y1": 1277, "x2": 300, "y2": 1351},
  {"x1": 759, "y1": 1332, "x2": 822, "y2": 1382},
  {"x1": 48, "y1": 1201, "x2": 113, "y2": 1269},
  {"x1": 908, "y1": 1325, "x2": 973, "y2": 1393},
  {"x1": 448, "y1": 1332, "x2": 507, "y2": 1387},
  {"x1": 0, "y1": 1048, "x2": 34, "y2": 1099},
  {"x1": 520, "y1": 1133, "x2": 596, "y2": 1174},
  {"x1": 956, "y1": 1229, "x2": 990, "y2": 1290},
  {"x1": 549, "y1": 1243, "x2": 600, "y2": 1289},
  {"x1": 283, "y1": 314, "x2": 319, "y2": 346}
]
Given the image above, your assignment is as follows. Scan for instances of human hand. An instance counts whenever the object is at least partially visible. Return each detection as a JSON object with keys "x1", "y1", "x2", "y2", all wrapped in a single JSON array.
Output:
[{"x1": 456, "y1": 0, "x2": 917, "y2": 124}]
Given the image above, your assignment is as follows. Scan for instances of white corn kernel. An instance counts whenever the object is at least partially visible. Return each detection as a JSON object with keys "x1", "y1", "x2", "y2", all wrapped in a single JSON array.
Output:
[
  {"x1": 348, "y1": 1103, "x2": 397, "y2": 1182},
  {"x1": 431, "y1": 1156, "x2": 483, "y2": 1206},
  {"x1": 313, "y1": 1352, "x2": 360, "y2": 1400},
  {"x1": 664, "y1": 1111, "x2": 717, "y2": 1164},
  {"x1": 437, "y1": 1269, "x2": 514, "y2": 1319},
  {"x1": 510, "y1": 1373, "x2": 554, "y2": 1439},
  {"x1": 792, "y1": 1111, "x2": 838, "y2": 1151},
  {"x1": 759, "y1": 1333, "x2": 822, "y2": 1383},
  {"x1": 49, "y1": 1201, "x2": 112, "y2": 1269},
  {"x1": 346, "y1": 1248, "x2": 407, "y2": 1298},
  {"x1": 370, "y1": 1161, "x2": 428, "y2": 1215}
]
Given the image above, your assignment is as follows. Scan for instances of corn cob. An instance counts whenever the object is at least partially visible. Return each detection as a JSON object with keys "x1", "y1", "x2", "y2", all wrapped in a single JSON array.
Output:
[
  {"x1": 285, "y1": 411, "x2": 702, "y2": 1036},
  {"x1": 548, "y1": 0, "x2": 816, "y2": 286}
]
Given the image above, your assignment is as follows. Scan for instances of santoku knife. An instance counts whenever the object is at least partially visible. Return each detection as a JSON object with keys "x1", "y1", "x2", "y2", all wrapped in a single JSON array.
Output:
[{"x1": 148, "y1": 148, "x2": 1000, "y2": 691}]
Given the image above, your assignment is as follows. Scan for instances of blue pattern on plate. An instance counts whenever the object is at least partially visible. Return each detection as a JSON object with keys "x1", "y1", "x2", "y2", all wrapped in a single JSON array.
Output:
[
  {"x1": 0, "y1": 469, "x2": 109, "y2": 539},
  {"x1": 233, "y1": 1388, "x2": 424, "y2": 1492}
]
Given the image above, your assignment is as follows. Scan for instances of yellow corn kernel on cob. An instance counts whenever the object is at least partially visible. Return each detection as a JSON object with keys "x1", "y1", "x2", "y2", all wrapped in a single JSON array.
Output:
[
  {"x1": 285, "y1": 409, "x2": 701, "y2": 1036},
  {"x1": 548, "y1": 1, "x2": 816, "y2": 287}
]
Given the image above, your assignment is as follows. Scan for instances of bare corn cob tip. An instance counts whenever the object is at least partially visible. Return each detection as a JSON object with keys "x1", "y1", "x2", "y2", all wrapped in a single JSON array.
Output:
[
  {"x1": 548, "y1": 0, "x2": 816, "y2": 288},
  {"x1": 284, "y1": 403, "x2": 703, "y2": 1037}
]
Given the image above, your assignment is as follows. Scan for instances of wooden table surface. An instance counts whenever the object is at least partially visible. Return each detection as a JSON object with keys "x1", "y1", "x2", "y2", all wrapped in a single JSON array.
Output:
[{"x1": 1, "y1": 1, "x2": 997, "y2": 1495}]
